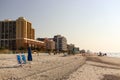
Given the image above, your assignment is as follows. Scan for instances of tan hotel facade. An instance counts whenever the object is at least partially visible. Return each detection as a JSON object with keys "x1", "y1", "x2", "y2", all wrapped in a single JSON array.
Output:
[{"x1": 0, "y1": 17, "x2": 44, "y2": 50}]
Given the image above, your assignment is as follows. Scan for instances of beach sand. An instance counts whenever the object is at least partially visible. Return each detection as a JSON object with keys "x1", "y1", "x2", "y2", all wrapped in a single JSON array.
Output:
[
  {"x1": 0, "y1": 53, "x2": 120, "y2": 80},
  {"x1": 0, "y1": 53, "x2": 85, "y2": 80},
  {"x1": 67, "y1": 56, "x2": 120, "y2": 80}
]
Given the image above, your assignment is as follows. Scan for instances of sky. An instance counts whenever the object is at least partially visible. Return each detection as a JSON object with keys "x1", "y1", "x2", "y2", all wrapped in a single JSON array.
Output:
[{"x1": 0, "y1": 0, "x2": 120, "y2": 52}]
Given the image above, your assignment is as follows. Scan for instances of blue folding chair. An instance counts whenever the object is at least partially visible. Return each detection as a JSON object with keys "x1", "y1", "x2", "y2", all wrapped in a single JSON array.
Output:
[
  {"x1": 17, "y1": 54, "x2": 21, "y2": 64},
  {"x1": 21, "y1": 54, "x2": 26, "y2": 64}
]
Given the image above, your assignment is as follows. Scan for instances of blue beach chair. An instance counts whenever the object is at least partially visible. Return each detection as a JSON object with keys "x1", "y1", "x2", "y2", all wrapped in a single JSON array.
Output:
[
  {"x1": 21, "y1": 54, "x2": 26, "y2": 64},
  {"x1": 17, "y1": 54, "x2": 21, "y2": 64}
]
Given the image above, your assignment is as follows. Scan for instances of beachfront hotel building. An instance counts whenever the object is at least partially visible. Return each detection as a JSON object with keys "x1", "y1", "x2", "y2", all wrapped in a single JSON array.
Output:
[
  {"x1": 67, "y1": 44, "x2": 75, "y2": 53},
  {"x1": 67, "y1": 44, "x2": 80, "y2": 54},
  {"x1": 53, "y1": 35, "x2": 67, "y2": 52},
  {"x1": 0, "y1": 17, "x2": 44, "y2": 50},
  {"x1": 37, "y1": 38, "x2": 55, "y2": 51}
]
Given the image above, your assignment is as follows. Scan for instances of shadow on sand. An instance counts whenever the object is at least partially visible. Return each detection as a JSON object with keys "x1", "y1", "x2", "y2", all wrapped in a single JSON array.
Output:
[
  {"x1": 86, "y1": 57, "x2": 120, "y2": 66},
  {"x1": 0, "y1": 65, "x2": 21, "y2": 69},
  {"x1": 101, "y1": 74, "x2": 120, "y2": 80}
]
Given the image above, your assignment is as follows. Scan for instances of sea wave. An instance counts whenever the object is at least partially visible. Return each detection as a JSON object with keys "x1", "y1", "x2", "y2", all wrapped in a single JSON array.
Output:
[{"x1": 107, "y1": 53, "x2": 120, "y2": 58}]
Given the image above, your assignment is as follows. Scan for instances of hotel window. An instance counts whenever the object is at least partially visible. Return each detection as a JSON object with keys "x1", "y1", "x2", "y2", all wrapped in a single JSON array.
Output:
[
  {"x1": 13, "y1": 27, "x2": 16, "y2": 33},
  {"x1": 2, "y1": 26, "x2": 4, "y2": 33},
  {"x1": 5, "y1": 22, "x2": 8, "y2": 27},
  {"x1": 2, "y1": 22, "x2": 4, "y2": 32},
  {"x1": 1, "y1": 34, "x2": 4, "y2": 39},
  {"x1": 1, "y1": 40, "x2": 4, "y2": 47},
  {"x1": 12, "y1": 40, "x2": 16, "y2": 47},
  {"x1": 5, "y1": 40, "x2": 8, "y2": 47},
  {"x1": 5, "y1": 34, "x2": 8, "y2": 39},
  {"x1": 13, "y1": 34, "x2": 16, "y2": 38}
]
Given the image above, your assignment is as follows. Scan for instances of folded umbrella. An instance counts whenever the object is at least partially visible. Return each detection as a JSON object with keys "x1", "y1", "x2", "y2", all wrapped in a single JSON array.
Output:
[{"x1": 27, "y1": 47, "x2": 32, "y2": 61}]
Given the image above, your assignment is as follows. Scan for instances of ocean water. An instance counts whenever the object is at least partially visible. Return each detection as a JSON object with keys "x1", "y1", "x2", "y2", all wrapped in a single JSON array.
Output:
[{"x1": 107, "y1": 53, "x2": 120, "y2": 58}]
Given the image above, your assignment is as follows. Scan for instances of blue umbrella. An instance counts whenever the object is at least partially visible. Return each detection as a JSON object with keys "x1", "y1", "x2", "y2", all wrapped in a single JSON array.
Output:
[{"x1": 27, "y1": 47, "x2": 32, "y2": 61}]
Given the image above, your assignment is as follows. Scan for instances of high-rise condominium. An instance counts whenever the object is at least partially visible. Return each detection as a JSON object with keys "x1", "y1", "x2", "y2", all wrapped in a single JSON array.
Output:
[{"x1": 0, "y1": 17, "x2": 43, "y2": 50}]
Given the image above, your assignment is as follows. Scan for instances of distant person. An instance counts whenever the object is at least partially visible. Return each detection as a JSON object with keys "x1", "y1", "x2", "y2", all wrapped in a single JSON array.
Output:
[
  {"x1": 98, "y1": 52, "x2": 102, "y2": 56},
  {"x1": 103, "y1": 53, "x2": 107, "y2": 56},
  {"x1": 105, "y1": 53, "x2": 107, "y2": 56}
]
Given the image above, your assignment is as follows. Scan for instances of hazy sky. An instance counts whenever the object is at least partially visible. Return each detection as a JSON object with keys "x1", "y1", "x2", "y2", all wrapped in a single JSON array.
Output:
[{"x1": 1, "y1": 0, "x2": 120, "y2": 52}]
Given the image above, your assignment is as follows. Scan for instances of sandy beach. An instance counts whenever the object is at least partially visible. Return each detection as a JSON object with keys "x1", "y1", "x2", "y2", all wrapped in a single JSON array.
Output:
[
  {"x1": 0, "y1": 53, "x2": 85, "y2": 80},
  {"x1": 0, "y1": 53, "x2": 120, "y2": 80},
  {"x1": 67, "y1": 56, "x2": 120, "y2": 80}
]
